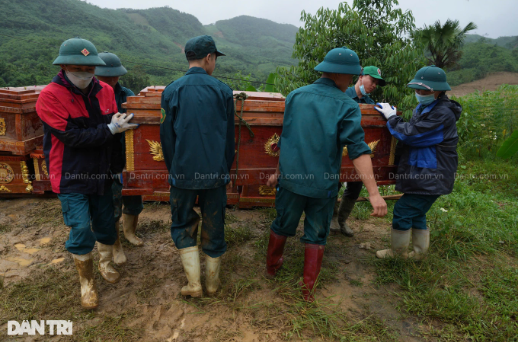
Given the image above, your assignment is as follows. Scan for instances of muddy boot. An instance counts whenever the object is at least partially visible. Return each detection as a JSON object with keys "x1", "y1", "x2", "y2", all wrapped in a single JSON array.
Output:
[
  {"x1": 179, "y1": 246, "x2": 203, "y2": 297},
  {"x1": 97, "y1": 243, "x2": 121, "y2": 284},
  {"x1": 337, "y1": 196, "x2": 356, "y2": 237},
  {"x1": 300, "y1": 244, "x2": 325, "y2": 303},
  {"x1": 266, "y1": 230, "x2": 287, "y2": 278},
  {"x1": 376, "y1": 229, "x2": 411, "y2": 259},
  {"x1": 72, "y1": 252, "x2": 98, "y2": 309},
  {"x1": 205, "y1": 255, "x2": 221, "y2": 296},
  {"x1": 122, "y1": 213, "x2": 143, "y2": 246},
  {"x1": 408, "y1": 229, "x2": 430, "y2": 261},
  {"x1": 329, "y1": 201, "x2": 341, "y2": 233},
  {"x1": 112, "y1": 221, "x2": 127, "y2": 266}
]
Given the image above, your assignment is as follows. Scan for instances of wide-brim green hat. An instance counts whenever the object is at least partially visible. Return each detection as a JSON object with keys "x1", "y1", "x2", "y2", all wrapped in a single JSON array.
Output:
[
  {"x1": 95, "y1": 52, "x2": 127, "y2": 77},
  {"x1": 53, "y1": 37, "x2": 106, "y2": 66},
  {"x1": 407, "y1": 65, "x2": 451, "y2": 91},
  {"x1": 314, "y1": 47, "x2": 362, "y2": 75},
  {"x1": 362, "y1": 66, "x2": 386, "y2": 86}
]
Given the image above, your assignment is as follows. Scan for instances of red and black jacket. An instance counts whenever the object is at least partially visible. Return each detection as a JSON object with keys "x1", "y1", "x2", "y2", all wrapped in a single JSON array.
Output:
[{"x1": 36, "y1": 70, "x2": 123, "y2": 194}]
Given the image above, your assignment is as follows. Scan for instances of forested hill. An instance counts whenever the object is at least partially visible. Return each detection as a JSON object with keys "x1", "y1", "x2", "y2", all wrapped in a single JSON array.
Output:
[
  {"x1": 465, "y1": 34, "x2": 518, "y2": 50},
  {"x1": 0, "y1": 0, "x2": 298, "y2": 88}
]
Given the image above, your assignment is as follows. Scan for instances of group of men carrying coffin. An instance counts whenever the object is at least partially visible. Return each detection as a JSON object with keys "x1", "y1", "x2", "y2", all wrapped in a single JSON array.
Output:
[{"x1": 37, "y1": 35, "x2": 461, "y2": 308}]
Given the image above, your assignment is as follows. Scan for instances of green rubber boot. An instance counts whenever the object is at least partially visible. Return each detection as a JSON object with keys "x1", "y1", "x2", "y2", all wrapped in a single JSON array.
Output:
[{"x1": 337, "y1": 196, "x2": 356, "y2": 237}]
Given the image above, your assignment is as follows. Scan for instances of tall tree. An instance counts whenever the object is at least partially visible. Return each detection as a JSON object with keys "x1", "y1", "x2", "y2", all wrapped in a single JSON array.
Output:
[
  {"x1": 412, "y1": 19, "x2": 477, "y2": 69},
  {"x1": 275, "y1": 0, "x2": 425, "y2": 112}
]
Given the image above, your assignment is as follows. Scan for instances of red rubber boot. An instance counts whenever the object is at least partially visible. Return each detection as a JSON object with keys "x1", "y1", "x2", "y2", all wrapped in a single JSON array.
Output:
[
  {"x1": 301, "y1": 244, "x2": 325, "y2": 302},
  {"x1": 266, "y1": 230, "x2": 287, "y2": 278}
]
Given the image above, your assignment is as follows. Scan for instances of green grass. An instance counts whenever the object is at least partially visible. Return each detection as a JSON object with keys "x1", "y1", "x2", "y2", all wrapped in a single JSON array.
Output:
[{"x1": 374, "y1": 158, "x2": 518, "y2": 340}]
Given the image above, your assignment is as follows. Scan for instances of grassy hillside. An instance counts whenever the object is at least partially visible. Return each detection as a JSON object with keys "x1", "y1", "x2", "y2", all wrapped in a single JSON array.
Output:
[
  {"x1": 448, "y1": 42, "x2": 518, "y2": 86},
  {"x1": 0, "y1": 0, "x2": 297, "y2": 89}
]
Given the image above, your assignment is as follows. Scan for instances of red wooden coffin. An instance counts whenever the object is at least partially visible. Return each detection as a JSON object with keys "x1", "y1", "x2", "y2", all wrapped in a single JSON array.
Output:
[
  {"x1": 0, "y1": 152, "x2": 34, "y2": 195},
  {"x1": 0, "y1": 86, "x2": 46, "y2": 155},
  {"x1": 122, "y1": 87, "x2": 398, "y2": 207}
]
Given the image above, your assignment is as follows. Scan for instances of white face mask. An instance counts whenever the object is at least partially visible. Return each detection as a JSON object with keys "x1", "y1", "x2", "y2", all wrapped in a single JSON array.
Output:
[{"x1": 65, "y1": 69, "x2": 94, "y2": 90}]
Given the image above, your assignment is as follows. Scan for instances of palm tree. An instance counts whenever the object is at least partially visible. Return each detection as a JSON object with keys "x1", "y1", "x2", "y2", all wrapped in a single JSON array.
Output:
[{"x1": 412, "y1": 19, "x2": 477, "y2": 69}]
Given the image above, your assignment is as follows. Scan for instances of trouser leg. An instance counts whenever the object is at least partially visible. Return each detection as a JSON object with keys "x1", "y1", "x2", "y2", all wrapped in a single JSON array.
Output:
[
  {"x1": 90, "y1": 187, "x2": 120, "y2": 283},
  {"x1": 89, "y1": 187, "x2": 117, "y2": 246},
  {"x1": 266, "y1": 187, "x2": 306, "y2": 277},
  {"x1": 59, "y1": 194, "x2": 96, "y2": 255},
  {"x1": 111, "y1": 181, "x2": 126, "y2": 265},
  {"x1": 169, "y1": 186, "x2": 200, "y2": 250},
  {"x1": 300, "y1": 195, "x2": 336, "y2": 245},
  {"x1": 270, "y1": 186, "x2": 306, "y2": 238},
  {"x1": 198, "y1": 185, "x2": 228, "y2": 258}
]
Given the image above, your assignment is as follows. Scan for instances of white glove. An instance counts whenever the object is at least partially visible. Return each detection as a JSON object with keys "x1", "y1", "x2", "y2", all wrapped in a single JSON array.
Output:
[
  {"x1": 375, "y1": 103, "x2": 397, "y2": 120},
  {"x1": 107, "y1": 113, "x2": 138, "y2": 134}
]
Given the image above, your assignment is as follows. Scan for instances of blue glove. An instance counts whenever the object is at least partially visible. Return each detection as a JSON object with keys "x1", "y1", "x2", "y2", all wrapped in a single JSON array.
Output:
[{"x1": 375, "y1": 103, "x2": 397, "y2": 120}]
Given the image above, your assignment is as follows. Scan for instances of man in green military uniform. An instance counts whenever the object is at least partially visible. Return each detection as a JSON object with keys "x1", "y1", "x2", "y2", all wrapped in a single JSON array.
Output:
[
  {"x1": 331, "y1": 66, "x2": 386, "y2": 237},
  {"x1": 95, "y1": 52, "x2": 145, "y2": 266},
  {"x1": 265, "y1": 48, "x2": 387, "y2": 302},
  {"x1": 160, "y1": 35, "x2": 234, "y2": 298}
]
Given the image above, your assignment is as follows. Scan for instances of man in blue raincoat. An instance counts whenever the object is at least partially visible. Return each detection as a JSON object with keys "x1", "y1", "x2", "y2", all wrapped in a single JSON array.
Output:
[{"x1": 375, "y1": 65, "x2": 462, "y2": 260}]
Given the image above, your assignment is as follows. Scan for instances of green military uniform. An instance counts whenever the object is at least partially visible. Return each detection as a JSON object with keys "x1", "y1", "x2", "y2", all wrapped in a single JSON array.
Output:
[
  {"x1": 345, "y1": 87, "x2": 375, "y2": 104},
  {"x1": 333, "y1": 66, "x2": 386, "y2": 237},
  {"x1": 272, "y1": 77, "x2": 371, "y2": 244},
  {"x1": 266, "y1": 47, "x2": 370, "y2": 302},
  {"x1": 95, "y1": 52, "x2": 145, "y2": 268},
  {"x1": 160, "y1": 35, "x2": 231, "y2": 298}
]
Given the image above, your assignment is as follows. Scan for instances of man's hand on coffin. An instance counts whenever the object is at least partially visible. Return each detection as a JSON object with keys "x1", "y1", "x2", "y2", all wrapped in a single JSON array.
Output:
[
  {"x1": 266, "y1": 173, "x2": 279, "y2": 188},
  {"x1": 369, "y1": 193, "x2": 387, "y2": 217},
  {"x1": 108, "y1": 113, "x2": 139, "y2": 134},
  {"x1": 374, "y1": 103, "x2": 397, "y2": 120}
]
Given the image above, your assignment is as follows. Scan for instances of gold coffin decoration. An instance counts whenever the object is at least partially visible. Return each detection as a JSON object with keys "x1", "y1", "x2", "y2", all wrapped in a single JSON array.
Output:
[
  {"x1": 33, "y1": 158, "x2": 40, "y2": 181},
  {"x1": 343, "y1": 140, "x2": 380, "y2": 158},
  {"x1": 146, "y1": 140, "x2": 164, "y2": 162},
  {"x1": 0, "y1": 163, "x2": 15, "y2": 184},
  {"x1": 125, "y1": 130, "x2": 135, "y2": 171},
  {"x1": 259, "y1": 185, "x2": 276, "y2": 196},
  {"x1": 42, "y1": 160, "x2": 49, "y2": 177},
  {"x1": 265, "y1": 133, "x2": 280, "y2": 157},
  {"x1": 20, "y1": 161, "x2": 33, "y2": 193},
  {"x1": 0, "y1": 118, "x2": 5, "y2": 136}
]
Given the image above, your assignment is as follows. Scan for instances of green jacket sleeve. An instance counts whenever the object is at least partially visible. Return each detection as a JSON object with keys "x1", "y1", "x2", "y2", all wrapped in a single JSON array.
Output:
[
  {"x1": 338, "y1": 104, "x2": 371, "y2": 160},
  {"x1": 159, "y1": 89, "x2": 177, "y2": 175}
]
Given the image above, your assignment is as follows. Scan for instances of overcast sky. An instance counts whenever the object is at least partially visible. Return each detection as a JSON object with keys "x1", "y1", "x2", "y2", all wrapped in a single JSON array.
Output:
[{"x1": 85, "y1": 0, "x2": 516, "y2": 39}]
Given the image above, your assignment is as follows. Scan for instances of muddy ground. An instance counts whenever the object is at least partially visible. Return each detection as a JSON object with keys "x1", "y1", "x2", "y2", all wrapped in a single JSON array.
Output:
[{"x1": 0, "y1": 197, "x2": 429, "y2": 341}]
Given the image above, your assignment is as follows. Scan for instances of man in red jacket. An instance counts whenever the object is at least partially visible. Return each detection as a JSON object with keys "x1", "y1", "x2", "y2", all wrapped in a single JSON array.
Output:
[{"x1": 36, "y1": 38, "x2": 137, "y2": 309}]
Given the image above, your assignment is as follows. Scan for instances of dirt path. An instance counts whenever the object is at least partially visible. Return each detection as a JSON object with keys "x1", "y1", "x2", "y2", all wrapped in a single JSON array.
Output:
[
  {"x1": 0, "y1": 198, "x2": 427, "y2": 341},
  {"x1": 449, "y1": 71, "x2": 518, "y2": 97}
]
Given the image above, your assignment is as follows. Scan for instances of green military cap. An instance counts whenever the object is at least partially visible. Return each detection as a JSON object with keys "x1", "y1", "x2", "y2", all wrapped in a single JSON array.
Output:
[
  {"x1": 407, "y1": 65, "x2": 451, "y2": 91},
  {"x1": 362, "y1": 66, "x2": 386, "y2": 86},
  {"x1": 53, "y1": 37, "x2": 106, "y2": 66},
  {"x1": 314, "y1": 47, "x2": 362, "y2": 75},
  {"x1": 184, "y1": 35, "x2": 225, "y2": 60},
  {"x1": 95, "y1": 52, "x2": 128, "y2": 77}
]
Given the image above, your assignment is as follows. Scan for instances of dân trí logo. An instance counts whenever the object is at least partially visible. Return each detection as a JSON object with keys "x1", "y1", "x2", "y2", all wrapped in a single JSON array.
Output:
[{"x1": 7, "y1": 320, "x2": 73, "y2": 336}]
